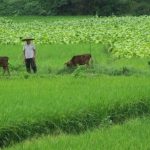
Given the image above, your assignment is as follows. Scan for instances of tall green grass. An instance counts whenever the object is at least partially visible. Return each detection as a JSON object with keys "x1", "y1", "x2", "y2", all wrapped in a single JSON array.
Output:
[
  {"x1": 0, "y1": 44, "x2": 150, "y2": 147},
  {"x1": 0, "y1": 76, "x2": 150, "y2": 147},
  {"x1": 0, "y1": 44, "x2": 150, "y2": 76},
  {"x1": 4, "y1": 117, "x2": 150, "y2": 150}
]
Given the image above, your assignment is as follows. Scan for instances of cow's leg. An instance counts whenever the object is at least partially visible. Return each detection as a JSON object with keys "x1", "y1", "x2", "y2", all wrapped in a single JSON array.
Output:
[
  {"x1": 86, "y1": 58, "x2": 93, "y2": 67},
  {"x1": 90, "y1": 58, "x2": 93, "y2": 65},
  {"x1": 6, "y1": 66, "x2": 10, "y2": 75},
  {"x1": 85, "y1": 60, "x2": 90, "y2": 67},
  {"x1": 2, "y1": 66, "x2": 10, "y2": 75},
  {"x1": 2, "y1": 66, "x2": 6, "y2": 75}
]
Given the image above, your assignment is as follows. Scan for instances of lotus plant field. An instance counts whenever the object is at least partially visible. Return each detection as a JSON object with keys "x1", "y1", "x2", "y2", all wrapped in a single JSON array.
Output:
[{"x1": 0, "y1": 16, "x2": 150, "y2": 58}]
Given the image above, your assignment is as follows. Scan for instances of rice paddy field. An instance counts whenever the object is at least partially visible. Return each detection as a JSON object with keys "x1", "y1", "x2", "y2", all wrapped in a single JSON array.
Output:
[
  {"x1": 5, "y1": 118, "x2": 150, "y2": 150},
  {"x1": 0, "y1": 16, "x2": 150, "y2": 150}
]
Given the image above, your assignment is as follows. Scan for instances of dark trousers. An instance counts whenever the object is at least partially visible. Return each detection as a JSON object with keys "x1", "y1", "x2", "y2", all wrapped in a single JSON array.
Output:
[{"x1": 25, "y1": 58, "x2": 37, "y2": 73}]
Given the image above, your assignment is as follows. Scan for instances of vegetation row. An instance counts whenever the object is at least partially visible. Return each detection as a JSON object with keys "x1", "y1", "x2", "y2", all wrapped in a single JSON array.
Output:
[
  {"x1": 0, "y1": 77, "x2": 150, "y2": 148},
  {"x1": 0, "y1": 16, "x2": 150, "y2": 58}
]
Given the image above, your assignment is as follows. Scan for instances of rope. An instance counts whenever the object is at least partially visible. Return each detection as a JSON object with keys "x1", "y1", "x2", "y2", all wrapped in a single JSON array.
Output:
[{"x1": 89, "y1": 20, "x2": 92, "y2": 55}]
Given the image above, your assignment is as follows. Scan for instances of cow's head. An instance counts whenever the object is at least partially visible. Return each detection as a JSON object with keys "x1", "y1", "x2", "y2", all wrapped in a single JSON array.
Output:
[{"x1": 65, "y1": 61, "x2": 73, "y2": 67}]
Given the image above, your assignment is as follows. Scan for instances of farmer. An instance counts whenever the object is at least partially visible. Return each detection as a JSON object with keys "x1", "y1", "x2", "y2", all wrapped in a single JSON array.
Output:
[{"x1": 22, "y1": 37, "x2": 37, "y2": 73}]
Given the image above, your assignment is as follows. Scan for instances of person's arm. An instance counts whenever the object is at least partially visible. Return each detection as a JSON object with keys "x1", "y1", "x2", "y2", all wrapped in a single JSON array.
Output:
[
  {"x1": 23, "y1": 46, "x2": 26, "y2": 62},
  {"x1": 23, "y1": 49, "x2": 25, "y2": 58},
  {"x1": 33, "y1": 49, "x2": 36, "y2": 58}
]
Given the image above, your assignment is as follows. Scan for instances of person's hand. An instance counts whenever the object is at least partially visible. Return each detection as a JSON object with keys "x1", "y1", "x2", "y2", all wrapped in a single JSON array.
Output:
[{"x1": 33, "y1": 57, "x2": 36, "y2": 62}]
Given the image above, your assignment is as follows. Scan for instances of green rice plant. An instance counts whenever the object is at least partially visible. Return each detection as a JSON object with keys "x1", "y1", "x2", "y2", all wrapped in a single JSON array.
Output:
[
  {"x1": 0, "y1": 76, "x2": 150, "y2": 147},
  {"x1": 4, "y1": 117, "x2": 150, "y2": 150}
]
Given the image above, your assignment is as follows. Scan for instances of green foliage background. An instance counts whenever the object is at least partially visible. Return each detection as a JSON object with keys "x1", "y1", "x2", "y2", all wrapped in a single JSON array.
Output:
[
  {"x1": 0, "y1": 0, "x2": 150, "y2": 16},
  {"x1": 1, "y1": 16, "x2": 150, "y2": 58}
]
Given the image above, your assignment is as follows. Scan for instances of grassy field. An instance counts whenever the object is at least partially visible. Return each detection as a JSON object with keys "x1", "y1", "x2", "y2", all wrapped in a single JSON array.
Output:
[
  {"x1": 0, "y1": 76, "x2": 150, "y2": 148},
  {"x1": 0, "y1": 44, "x2": 150, "y2": 76},
  {"x1": 0, "y1": 70, "x2": 150, "y2": 148},
  {"x1": 4, "y1": 117, "x2": 150, "y2": 150},
  {"x1": 0, "y1": 16, "x2": 150, "y2": 149}
]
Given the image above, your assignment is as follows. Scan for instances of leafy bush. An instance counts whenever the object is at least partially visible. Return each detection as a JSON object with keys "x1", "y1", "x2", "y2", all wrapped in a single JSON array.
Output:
[{"x1": 0, "y1": 0, "x2": 150, "y2": 16}]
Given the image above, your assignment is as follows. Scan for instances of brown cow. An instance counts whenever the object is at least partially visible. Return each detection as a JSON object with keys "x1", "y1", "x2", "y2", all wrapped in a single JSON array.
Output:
[
  {"x1": 0, "y1": 57, "x2": 10, "y2": 75},
  {"x1": 65, "y1": 54, "x2": 92, "y2": 67}
]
